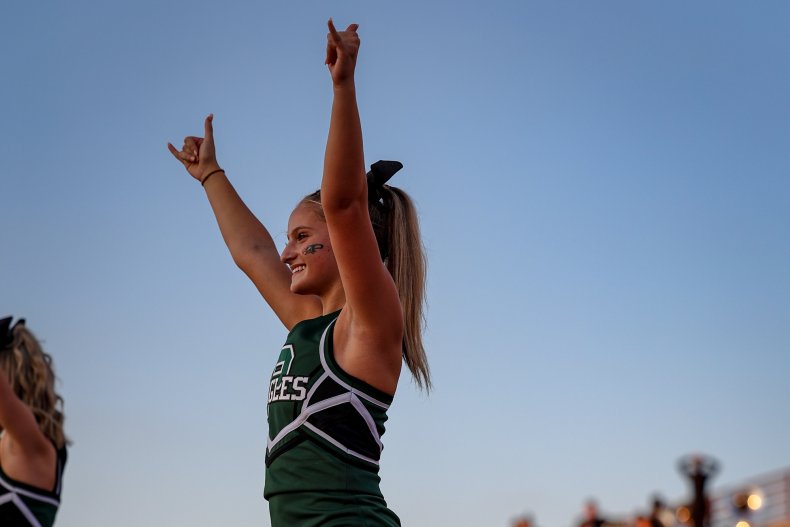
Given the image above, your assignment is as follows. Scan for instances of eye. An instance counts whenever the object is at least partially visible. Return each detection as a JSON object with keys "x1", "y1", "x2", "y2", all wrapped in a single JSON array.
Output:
[{"x1": 296, "y1": 232, "x2": 309, "y2": 241}]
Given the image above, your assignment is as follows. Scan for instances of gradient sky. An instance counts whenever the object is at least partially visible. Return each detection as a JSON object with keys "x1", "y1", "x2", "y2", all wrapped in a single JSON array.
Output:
[{"x1": 2, "y1": 1, "x2": 789, "y2": 526}]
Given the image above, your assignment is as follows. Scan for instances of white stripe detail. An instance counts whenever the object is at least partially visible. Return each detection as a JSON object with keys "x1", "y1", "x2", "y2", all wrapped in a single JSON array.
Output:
[
  {"x1": 349, "y1": 393, "x2": 385, "y2": 452},
  {"x1": 303, "y1": 371, "x2": 330, "y2": 406},
  {"x1": 267, "y1": 385, "x2": 350, "y2": 449},
  {"x1": 0, "y1": 472, "x2": 60, "y2": 507},
  {"x1": 267, "y1": 315, "x2": 391, "y2": 465},
  {"x1": 303, "y1": 422, "x2": 379, "y2": 465},
  {"x1": 317, "y1": 318, "x2": 390, "y2": 409},
  {"x1": 0, "y1": 493, "x2": 45, "y2": 527}
]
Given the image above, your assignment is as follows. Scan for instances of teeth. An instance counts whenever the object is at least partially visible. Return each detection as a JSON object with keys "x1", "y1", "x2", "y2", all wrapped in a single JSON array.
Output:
[{"x1": 292, "y1": 265, "x2": 306, "y2": 274}]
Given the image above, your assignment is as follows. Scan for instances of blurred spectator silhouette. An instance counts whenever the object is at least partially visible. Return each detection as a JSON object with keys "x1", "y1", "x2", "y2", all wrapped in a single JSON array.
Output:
[
  {"x1": 678, "y1": 454, "x2": 719, "y2": 527},
  {"x1": 649, "y1": 496, "x2": 674, "y2": 527},
  {"x1": 579, "y1": 500, "x2": 606, "y2": 527},
  {"x1": 512, "y1": 514, "x2": 534, "y2": 527}
]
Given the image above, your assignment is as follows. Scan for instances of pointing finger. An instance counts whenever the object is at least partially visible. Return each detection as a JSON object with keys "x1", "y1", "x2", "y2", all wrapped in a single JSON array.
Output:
[
  {"x1": 327, "y1": 18, "x2": 342, "y2": 44},
  {"x1": 325, "y1": 22, "x2": 338, "y2": 65},
  {"x1": 204, "y1": 114, "x2": 214, "y2": 141}
]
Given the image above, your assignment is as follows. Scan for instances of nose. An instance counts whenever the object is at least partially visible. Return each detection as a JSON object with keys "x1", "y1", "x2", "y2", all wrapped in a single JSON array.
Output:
[{"x1": 280, "y1": 240, "x2": 296, "y2": 265}]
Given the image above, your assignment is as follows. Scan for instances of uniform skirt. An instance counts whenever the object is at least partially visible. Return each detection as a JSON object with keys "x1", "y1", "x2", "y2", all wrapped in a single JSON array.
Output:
[{"x1": 268, "y1": 490, "x2": 401, "y2": 527}]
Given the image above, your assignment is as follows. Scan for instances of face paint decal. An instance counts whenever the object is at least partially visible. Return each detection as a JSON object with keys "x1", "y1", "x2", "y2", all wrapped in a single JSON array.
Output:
[{"x1": 303, "y1": 243, "x2": 324, "y2": 255}]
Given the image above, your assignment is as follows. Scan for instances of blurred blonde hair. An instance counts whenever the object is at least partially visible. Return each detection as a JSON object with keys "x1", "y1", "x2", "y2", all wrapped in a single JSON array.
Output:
[
  {"x1": 302, "y1": 184, "x2": 431, "y2": 391},
  {"x1": 0, "y1": 324, "x2": 67, "y2": 448}
]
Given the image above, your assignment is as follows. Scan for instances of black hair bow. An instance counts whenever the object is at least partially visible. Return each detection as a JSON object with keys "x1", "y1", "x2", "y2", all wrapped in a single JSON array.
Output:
[
  {"x1": 1, "y1": 316, "x2": 25, "y2": 349},
  {"x1": 366, "y1": 160, "x2": 403, "y2": 203}
]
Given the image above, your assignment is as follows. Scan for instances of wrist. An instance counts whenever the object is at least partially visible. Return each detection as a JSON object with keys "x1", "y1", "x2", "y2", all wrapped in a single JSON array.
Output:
[
  {"x1": 332, "y1": 80, "x2": 356, "y2": 93},
  {"x1": 201, "y1": 167, "x2": 225, "y2": 187},
  {"x1": 199, "y1": 163, "x2": 222, "y2": 179}
]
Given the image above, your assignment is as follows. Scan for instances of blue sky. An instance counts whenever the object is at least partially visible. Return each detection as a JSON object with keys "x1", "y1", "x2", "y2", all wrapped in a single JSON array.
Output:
[{"x1": 2, "y1": 1, "x2": 789, "y2": 526}]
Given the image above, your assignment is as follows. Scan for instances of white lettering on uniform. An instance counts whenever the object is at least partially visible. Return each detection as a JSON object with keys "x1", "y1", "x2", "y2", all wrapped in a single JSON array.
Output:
[
  {"x1": 268, "y1": 376, "x2": 309, "y2": 403},
  {"x1": 278, "y1": 376, "x2": 292, "y2": 400},
  {"x1": 292, "y1": 377, "x2": 307, "y2": 400}
]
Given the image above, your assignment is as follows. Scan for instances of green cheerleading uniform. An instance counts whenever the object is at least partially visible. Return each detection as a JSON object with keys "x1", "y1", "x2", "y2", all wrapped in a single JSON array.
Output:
[
  {"x1": 264, "y1": 310, "x2": 400, "y2": 527},
  {"x1": 0, "y1": 447, "x2": 67, "y2": 527}
]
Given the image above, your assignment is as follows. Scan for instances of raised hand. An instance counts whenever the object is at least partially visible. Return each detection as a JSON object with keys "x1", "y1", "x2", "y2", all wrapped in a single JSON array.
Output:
[
  {"x1": 167, "y1": 114, "x2": 221, "y2": 182},
  {"x1": 325, "y1": 19, "x2": 360, "y2": 86}
]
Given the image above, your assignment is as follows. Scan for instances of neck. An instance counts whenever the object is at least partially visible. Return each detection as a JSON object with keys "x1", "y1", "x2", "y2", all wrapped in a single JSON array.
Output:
[{"x1": 320, "y1": 284, "x2": 346, "y2": 315}]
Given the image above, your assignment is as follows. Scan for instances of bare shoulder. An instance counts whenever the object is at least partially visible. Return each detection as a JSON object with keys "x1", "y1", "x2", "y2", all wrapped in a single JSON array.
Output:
[
  {"x1": 332, "y1": 307, "x2": 403, "y2": 395},
  {"x1": 0, "y1": 431, "x2": 57, "y2": 489}
]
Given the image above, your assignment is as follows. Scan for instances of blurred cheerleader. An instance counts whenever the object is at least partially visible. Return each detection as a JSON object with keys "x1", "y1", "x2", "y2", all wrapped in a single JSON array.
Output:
[{"x1": 0, "y1": 317, "x2": 67, "y2": 527}]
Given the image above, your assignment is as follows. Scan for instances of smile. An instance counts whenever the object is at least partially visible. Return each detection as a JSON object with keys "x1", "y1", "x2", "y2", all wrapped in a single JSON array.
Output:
[{"x1": 291, "y1": 265, "x2": 306, "y2": 274}]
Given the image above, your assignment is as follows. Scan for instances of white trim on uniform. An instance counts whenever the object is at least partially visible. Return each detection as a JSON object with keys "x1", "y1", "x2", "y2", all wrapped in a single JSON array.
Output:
[
  {"x1": 303, "y1": 422, "x2": 379, "y2": 465},
  {"x1": 0, "y1": 473, "x2": 60, "y2": 507},
  {"x1": 266, "y1": 315, "x2": 390, "y2": 465},
  {"x1": 349, "y1": 393, "x2": 385, "y2": 452},
  {"x1": 268, "y1": 387, "x2": 350, "y2": 449},
  {"x1": 0, "y1": 489, "x2": 46, "y2": 527},
  {"x1": 317, "y1": 319, "x2": 390, "y2": 409}
]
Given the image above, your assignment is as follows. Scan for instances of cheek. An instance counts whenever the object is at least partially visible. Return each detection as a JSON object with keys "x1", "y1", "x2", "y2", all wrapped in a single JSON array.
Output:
[{"x1": 312, "y1": 248, "x2": 338, "y2": 272}]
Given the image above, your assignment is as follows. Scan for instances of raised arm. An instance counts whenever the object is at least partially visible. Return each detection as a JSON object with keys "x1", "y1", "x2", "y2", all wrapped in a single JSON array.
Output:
[
  {"x1": 168, "y1": 116, "x2": 321, "y2": 329},
  {"x1": 322, "y1": 20, "x2": 404, "y2": 389},
  {"x1": 0, "y1": 366, "x2": 52, "y2": 460}
]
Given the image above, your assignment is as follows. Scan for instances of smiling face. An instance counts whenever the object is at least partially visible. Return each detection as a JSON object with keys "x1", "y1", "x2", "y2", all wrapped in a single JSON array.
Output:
[{"x1": 280, "y1": 202, "x2": 340, "y2": 296}]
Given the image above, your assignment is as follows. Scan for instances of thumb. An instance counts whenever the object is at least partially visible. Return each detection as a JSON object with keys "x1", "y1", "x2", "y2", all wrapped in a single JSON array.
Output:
[
  {"x1": 204, "y1": 114, "x2": 214, "y2": 142},
  {"x1": 347, "y1": 23, "x2": 359, "y2": 32}
]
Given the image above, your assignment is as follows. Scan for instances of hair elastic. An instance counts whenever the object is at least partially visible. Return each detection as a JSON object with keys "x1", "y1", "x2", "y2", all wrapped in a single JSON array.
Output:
[{"x1": 201, "y1": 168, "x2": 225, "y2": 187}]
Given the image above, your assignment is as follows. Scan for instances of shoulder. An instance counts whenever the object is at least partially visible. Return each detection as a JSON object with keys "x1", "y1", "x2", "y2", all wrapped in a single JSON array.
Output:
[
  {"x1": 0, "y1": 431, "x2": 58, "y2": 489},
  {"x1": 332, "y1": 308, "x2": 402, "y2": 395}
]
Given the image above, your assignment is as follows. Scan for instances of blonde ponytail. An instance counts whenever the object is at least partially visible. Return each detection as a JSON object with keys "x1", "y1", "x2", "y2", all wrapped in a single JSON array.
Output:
[
  {"x1": 302, "y1": 182, "x2": 431, "y2": 391},
  {"x1": 377, "y1": 186, "x2": 430, "y2": 390}
]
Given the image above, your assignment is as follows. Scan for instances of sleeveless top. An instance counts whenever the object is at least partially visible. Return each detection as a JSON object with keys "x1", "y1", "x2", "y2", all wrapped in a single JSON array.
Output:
[
  {"x1": 0, "y1": 447, "x2": 67, "y2": 527},
  {"x1": 264, "y1": 310, "x2": 394, "y2": 499}
]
